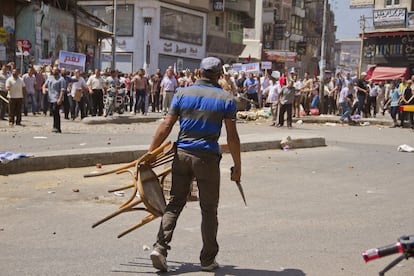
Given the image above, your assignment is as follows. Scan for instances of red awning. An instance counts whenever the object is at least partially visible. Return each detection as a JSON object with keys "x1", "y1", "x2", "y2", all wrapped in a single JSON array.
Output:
[{"x1": 369, "y1": 66, "x2": 408, "y2": 81}]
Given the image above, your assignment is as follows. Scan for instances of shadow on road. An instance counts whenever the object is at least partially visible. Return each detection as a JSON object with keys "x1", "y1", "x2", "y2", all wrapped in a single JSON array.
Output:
[{"x1": 112, "y1": 257, "x2": 306, "y2": 275}]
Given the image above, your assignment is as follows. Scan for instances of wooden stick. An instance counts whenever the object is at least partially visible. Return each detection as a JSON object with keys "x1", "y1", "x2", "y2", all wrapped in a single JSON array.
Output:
[{"x1": 0, "y1": 94, "x2": 9, "y2": 104}]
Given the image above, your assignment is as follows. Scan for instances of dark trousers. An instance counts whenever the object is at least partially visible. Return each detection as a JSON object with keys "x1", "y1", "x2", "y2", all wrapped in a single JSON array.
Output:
[
  {"x1": 154, "y1": 149, "x2": 221, "y2": 267},
  {"x1": 278, "y1": 103, "x2": 293, "y2": 126},
  {"x1": 246, "y1": 92, "x2": 258, "y2": 110},
  {"x1": 91, "y1": 89, "x2": 104, "y2": 116},
  {"x1": 50, "y1": 102, "x2": 61, "y2": 131},
  {"x1": 368, "y1": 96, "x2": 377, "y2": 116},
  {"x1": 327, "y1": 95, "x2": 336, "y2": 115},
  {"x1": 8, "y1": 98, "x2": 23, "y2": 125},
  {"x1": 63, "y1": 93, "x2": 70, "y2": 119},
  {"x1": 133, "y1": 89, "x2": 146, "y2": 114},
  {"x1": 42, "y1": 93, "x2": 49, "y2": 115},
  {"x1": 151, "y1": 91, "x2": 161, "y2": 112},
  {"x1": 357, "y1": 94, "x2": 366, "y2": 115},
  {"x1": 0, "y1": 90, "x2": 7, "y2": 119}
]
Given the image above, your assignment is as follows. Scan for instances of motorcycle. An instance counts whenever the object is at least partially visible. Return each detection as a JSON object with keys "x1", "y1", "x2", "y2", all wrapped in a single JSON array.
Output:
[
  {"x1": 103, "y1": 86, "x2": 125, "y2": 117},
  {"x1": 362, "y1": 235, "x2": 414, "y2": 275}
]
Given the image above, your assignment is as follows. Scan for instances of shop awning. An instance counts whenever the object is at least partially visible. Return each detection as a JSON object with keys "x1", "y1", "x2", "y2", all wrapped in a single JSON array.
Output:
[{"x1": 369, "y1": 66, "x2": 408, "y2": 81}]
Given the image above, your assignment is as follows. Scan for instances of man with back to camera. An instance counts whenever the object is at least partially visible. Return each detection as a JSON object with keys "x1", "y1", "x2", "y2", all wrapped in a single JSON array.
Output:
[{"x1": 148, "y1": 57, "x2": 241, "y2": 272}]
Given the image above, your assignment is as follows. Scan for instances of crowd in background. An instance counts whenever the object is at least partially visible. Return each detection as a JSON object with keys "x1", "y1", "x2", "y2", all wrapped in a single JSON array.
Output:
[{"x1": 1, "y1": 60, "x2": 414, "y2": 132}]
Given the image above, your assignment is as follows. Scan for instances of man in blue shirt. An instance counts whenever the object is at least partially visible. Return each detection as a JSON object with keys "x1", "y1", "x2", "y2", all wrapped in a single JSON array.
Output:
[
  {"x1": 148, "y1": 57, "x2": 241, "y2": 273},
  {"x1": 243, "y1": 73, "x2": 258, "y2": 110},
  {"x1": 43, "y1": 66, "x2": 66, "y2": 133}
]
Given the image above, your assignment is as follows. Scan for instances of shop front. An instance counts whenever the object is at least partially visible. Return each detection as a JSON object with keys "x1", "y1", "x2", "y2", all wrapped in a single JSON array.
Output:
[{"x1": 363, "y1": 29, "x2": 414, "y2": 77}]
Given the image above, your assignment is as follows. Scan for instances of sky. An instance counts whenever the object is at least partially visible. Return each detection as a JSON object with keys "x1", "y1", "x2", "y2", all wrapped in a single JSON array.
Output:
[{"x1": 330, "y1": 0, "x2": 373, "y2": 39}]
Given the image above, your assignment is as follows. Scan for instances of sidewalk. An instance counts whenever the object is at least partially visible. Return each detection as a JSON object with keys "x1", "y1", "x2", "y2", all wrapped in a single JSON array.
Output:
[{"x1": 0, "y1": 111, "x2": 394, "y2": 175}]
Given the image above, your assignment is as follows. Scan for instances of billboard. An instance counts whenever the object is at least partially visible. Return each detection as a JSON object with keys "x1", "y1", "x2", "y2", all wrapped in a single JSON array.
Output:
[
  {"x1": 373, "y1": 8, "x2": 406, "y2": 27},
  {"x1": 350, "y1": 0, "x2": 374, "y2": 9}
]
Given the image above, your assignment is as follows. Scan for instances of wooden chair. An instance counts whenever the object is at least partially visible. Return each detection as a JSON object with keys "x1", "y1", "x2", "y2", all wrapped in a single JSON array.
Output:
[{"x1": 84, "y1": 141, "x2": 174, "y2": 238}]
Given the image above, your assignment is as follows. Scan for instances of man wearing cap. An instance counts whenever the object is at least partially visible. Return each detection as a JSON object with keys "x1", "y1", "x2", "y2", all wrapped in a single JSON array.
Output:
[
  {"x1": 148, "y1": 57, "x2": 241, "y2": 273},
  {"x1": 277, "y1": 79, "x2": 295, "y2": 128}
]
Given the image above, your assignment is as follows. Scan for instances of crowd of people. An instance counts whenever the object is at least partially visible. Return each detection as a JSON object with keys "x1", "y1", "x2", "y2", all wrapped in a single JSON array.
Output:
[
  {"x1": 1, "y1": 60, "x2": 414, "y2": 132},
  {"x1": 242, "y1": 68, "x2": 414, "y2": 128}
]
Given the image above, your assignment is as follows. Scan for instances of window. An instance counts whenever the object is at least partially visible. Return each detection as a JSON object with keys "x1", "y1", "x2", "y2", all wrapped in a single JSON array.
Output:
[
  {"x1": 83, "y1": 5, "x2": 134, "y2": 36},
  {"x1": 227, "y1": 11, "x2": 243, "y2": 43},
  {"x1": 385, "y1": 0, "x2": 400, "y2": 6},
  {"x1": 291, "y1": 15, "x2": 303, "y2": 35},
  {"x1": 292, "y1": 0, "x2": 304, "y2": 8},
  {"x1": 160, "y1": 7, "x2": 203, "y2": 45}
]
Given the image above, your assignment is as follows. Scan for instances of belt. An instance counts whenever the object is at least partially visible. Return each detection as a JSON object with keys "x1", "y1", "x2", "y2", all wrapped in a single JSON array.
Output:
[{"x1": 165, "y1": 90, "x2": 174, "y2": 93}]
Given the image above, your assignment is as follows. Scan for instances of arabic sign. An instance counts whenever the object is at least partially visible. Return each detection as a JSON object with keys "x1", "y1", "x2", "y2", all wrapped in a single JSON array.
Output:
[
  {"x1": 350, "y1": 0, "x2": 374, "y2": 9},
  {"x1": 243, "y1": 63, "x2": 260, "y2": 73},
  {"x1": 58, "y1": 50, "x2": 86, "y2": 72},
  {"x1": 230, "y1": 63, "x2": 260, "y2": 73},
  {"x1": 363, "y1": 35, "x2": 414, "y2": 64},
  {"x1": 261, "y1": 61, "x2": 272, "y2": 70},
  {"x1": 373, "y1": 8, "x2": 406, "y2": 27}
]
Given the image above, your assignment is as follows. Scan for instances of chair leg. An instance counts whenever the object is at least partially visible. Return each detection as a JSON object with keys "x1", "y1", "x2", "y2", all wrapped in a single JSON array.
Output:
[
  {"x1": 92, "y1": 197, "x2": 143, "y2": 228},
  {"x1": 108, "y1": 182, "x2": 134, "y2": 193},
  {"x1": 117, "y1": 213, "x2": 157, "y2": 238}
]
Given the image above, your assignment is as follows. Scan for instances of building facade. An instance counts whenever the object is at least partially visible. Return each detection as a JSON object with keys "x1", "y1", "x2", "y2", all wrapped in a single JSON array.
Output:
[
  {"x1": 245, "y1": 0, "x2": 336, "y2": 77},
  {"x1": 362, "y1": 0, "x2": 414, "y2": 76}
]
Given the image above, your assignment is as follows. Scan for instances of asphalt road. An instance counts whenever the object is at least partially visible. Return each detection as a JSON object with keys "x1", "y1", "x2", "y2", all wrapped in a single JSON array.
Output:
[{"x1": 1, "y1": 124, "x2": 414, "y2": 275}]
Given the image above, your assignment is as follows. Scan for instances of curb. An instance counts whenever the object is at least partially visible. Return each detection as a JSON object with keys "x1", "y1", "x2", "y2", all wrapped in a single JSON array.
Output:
[{"x1": 0, "y1": 137, "x2": 326, "y2": 175}]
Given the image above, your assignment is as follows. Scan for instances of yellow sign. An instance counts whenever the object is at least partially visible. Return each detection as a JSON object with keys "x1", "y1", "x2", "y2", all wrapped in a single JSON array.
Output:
[{"x1": 0, "y1": 27, "x2": 7, "y2": 43}]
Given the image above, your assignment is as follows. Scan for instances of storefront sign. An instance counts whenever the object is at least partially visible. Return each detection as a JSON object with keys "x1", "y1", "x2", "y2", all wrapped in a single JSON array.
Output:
[
  {"x1": 161, "y1": 40, "x2": 203, "y2": 59},
  {"x1": 212, "y1": 0, "x2": 224, "y2": 11},
  {"x1": 263, "y1": 50, "x2": 297, "y2": 62},
  {"x1": 363, "y1": 35, "x2": 414, "y2": 64},
  {"x1": 350, "y1": 0, "x2": 374, "y2": 9},
  {"x1": 58, "y1": 50, "x2": 86, "y2": 72},
  {"x1": 373, "y1": 8, "x2": 406, "y2": 27}
]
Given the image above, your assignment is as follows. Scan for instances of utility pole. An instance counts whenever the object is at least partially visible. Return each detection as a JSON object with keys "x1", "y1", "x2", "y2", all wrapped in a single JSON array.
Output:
[
  {"x1": 319, "y1": 0, "x2": 327, "y2": 114},
  {"x1": 111, "y1": 0, "x2": 117, "y2": 70}
]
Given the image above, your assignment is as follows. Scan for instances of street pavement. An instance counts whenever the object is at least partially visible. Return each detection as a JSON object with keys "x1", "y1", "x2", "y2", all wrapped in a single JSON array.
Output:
[
  {"x1": 1, "y1": 124, "x2": 414, "y2": 276},
  {"x1": 0, "y1": 111, "x2": 338, "y2": 175}
]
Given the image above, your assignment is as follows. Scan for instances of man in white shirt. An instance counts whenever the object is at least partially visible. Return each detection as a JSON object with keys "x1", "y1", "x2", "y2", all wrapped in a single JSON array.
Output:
[
  {"x1": 265, "y1": 71, "x2": 281, "y2": 126},
  {"x1": 70, "y1": 69, "x2": 88, "y2": 119},
  {"x1": 339, "y1": 82, "x2": 356, "y2": 125},
  {"x1": 160, "y1": 68, "x2": 178, "y2": 115},
  {"x1": 6, "y1": 69, "x2": 25, "y2": 126}
]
